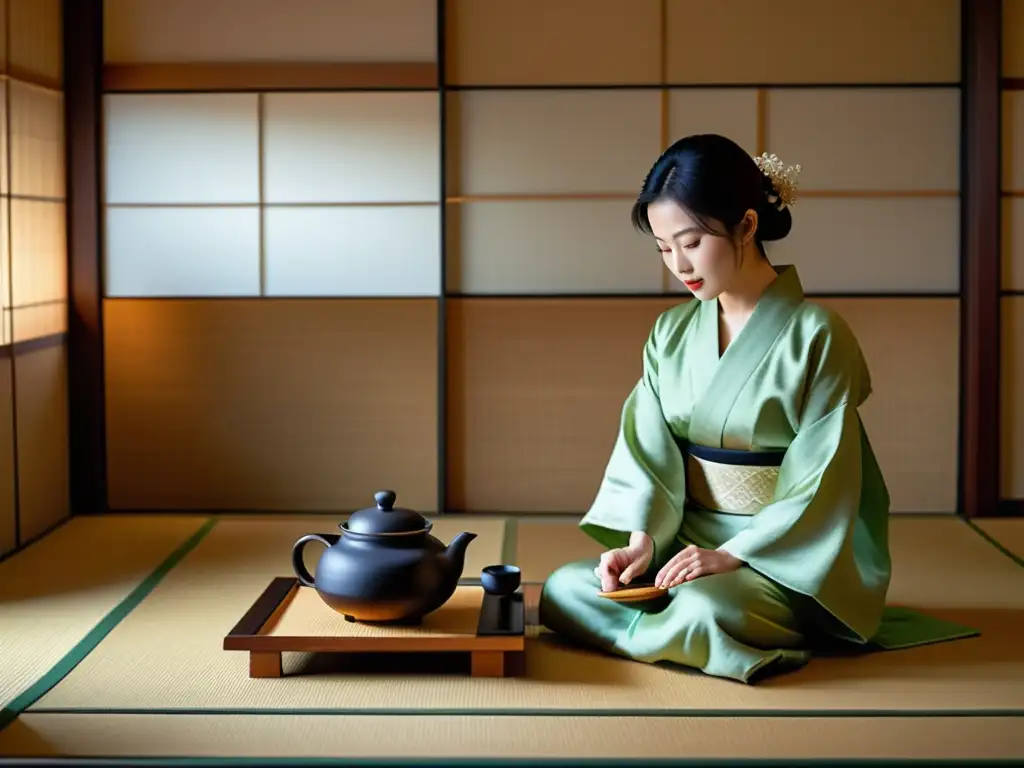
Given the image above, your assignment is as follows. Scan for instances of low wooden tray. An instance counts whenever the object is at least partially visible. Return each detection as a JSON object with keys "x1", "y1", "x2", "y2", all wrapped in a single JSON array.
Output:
[{"x1": 224, "y1": 577, "x2": 526, "y2": 679}]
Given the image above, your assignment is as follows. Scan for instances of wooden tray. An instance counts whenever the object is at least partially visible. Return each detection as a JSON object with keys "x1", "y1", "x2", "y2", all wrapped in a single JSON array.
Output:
[{"x1": 224, "y1": 577, "x2": 525, "y2": 679}]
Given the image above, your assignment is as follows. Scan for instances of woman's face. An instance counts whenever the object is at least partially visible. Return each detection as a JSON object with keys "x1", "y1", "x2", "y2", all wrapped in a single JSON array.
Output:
[{"x1": 647, "y1": 198, "x2": 750, "y2": 299}]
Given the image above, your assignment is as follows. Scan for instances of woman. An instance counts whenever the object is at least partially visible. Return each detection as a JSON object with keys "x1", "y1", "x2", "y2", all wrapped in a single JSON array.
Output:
[{"x1": 538, "y1": 134, "x2": 975, "y2": 684}]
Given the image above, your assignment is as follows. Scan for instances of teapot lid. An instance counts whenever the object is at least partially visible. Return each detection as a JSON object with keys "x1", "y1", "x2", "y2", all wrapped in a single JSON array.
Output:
[{"x1": 345, "y1": 490, "x2": 428, "y2": 535}]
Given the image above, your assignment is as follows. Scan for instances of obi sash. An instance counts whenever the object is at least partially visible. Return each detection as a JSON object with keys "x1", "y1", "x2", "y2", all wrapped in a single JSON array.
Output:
[{"x1": 682, "y1": 442, "x2": 786, "y2": 515}]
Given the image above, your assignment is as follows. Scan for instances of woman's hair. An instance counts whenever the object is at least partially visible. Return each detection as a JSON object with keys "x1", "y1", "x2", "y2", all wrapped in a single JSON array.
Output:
[{"x1": 630, "y1": 134, "x2": 792, "y2": 253}]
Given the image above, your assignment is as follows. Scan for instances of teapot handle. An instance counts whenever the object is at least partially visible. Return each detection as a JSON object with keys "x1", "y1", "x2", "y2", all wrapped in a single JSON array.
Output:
[{"x1": 291, "y1": 533, "x2": 339, "y2": 588}]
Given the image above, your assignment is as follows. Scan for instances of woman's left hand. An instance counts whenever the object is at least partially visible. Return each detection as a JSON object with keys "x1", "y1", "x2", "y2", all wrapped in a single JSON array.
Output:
[{"x1": 654, "y1": 546, "x2": 743, "y2": 588}]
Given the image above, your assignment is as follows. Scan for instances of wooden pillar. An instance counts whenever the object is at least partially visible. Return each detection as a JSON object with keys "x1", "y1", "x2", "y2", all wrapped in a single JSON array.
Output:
[
  {"x1": 63, "y1": 0, "x2": 107, "y2": 516},
  {"x1": 959, "y1": 0, "x2": 1002, "y2": 518}
]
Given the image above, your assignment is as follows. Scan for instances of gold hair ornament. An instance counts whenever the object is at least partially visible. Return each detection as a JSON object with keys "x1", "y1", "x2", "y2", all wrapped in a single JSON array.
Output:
[{"x1": 753, "y1": 152, "x2": 801, "y2": 210}]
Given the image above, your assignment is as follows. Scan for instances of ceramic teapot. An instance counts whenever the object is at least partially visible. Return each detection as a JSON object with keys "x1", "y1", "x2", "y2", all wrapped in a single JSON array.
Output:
[{"x1": 291, "y1": 490, "x2": 477, "y2": 625}]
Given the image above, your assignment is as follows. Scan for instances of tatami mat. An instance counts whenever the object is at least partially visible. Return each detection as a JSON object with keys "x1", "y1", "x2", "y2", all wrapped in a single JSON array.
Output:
[
  {"x1": 25, "y1": 515, "x2": 1023, "y2": 715},
  {"x1": 515, "y1": 517, "x2": 602, "y2": 582},
  {"x1": 0, "y1": 712, "x2": 1019, "y2": 760},
  {"x1": 974, "y1": 518, "x2": 1024, "y2": 561},
  {"x1": 0, "y1": 515, "x2": 211, "y2": 713}
]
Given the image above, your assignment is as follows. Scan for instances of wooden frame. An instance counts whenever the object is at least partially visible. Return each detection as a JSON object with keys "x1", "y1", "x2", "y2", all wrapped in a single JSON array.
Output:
[
  {"x1": 223, "y1": 577, "x2": 526, "y2": 679},
  {"x1": 61, "y1": 0, "x2": 1016, "y2": 519},
  {"x1": 103, "y1": 62, "x2": 438, "y2": 92}
]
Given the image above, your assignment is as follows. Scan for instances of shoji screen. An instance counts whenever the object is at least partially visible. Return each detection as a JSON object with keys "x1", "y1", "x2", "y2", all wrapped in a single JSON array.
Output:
[
  {"x1": 0, "y1": 0, "x2": 68, "y2": 557},
  {"x1": 445, "y1": 0, "x2": 961, "y2": 513},
  {"x1": 102, "y1": 0, "x2": 441, "y2": 511},
  {"x1": 101, "y1": 0, "x2": 962, "y2": 516},
  {"x1": 1003, "y1": 0, "x2": 1024, "y2": 504}
]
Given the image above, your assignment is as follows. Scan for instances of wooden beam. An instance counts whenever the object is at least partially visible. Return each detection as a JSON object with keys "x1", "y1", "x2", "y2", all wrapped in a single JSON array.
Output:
[
  {"x1": 960, "y1": 0, "x2": 1002, "y2": 518},
  {"x1": 63, "y1": 0, "x2": 108, "y2": 515},
  {"x1": 103, "y1": 62, "x2": 438, "y2": 92}
]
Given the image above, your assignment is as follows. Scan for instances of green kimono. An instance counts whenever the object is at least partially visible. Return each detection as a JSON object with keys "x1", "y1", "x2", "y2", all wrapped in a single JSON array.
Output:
[{"x1": 539, "y1": 265, "x2": 977, "y2": 683}]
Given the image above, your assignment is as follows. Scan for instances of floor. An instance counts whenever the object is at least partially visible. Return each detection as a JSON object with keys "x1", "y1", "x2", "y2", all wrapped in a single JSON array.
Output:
[{"x1": 0, "y1": 511, "x2": 1022, "y2": 766}]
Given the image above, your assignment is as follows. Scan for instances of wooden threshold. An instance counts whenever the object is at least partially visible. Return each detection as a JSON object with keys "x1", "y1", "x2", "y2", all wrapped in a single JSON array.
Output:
[{"x1": 103, "y1": 61, "x2": 438, "y2": 92}]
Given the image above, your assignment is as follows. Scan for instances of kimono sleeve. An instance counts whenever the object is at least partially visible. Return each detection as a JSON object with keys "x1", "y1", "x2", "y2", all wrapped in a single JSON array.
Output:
[
  {"x1": 578, "y1": 315, "x2": 688, "y2": 568},
  {"x1": 716, "y1": 312, "x2": 892, "y2": 643}
]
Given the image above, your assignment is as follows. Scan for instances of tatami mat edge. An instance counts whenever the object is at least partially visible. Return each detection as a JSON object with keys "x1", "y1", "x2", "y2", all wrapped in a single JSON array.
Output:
[
  {"x1": 0, "y1": 518, "x2": 220, "y2": 734},
  {"x1": 1, "y1": 712, "x2": 1021, "y2": 763},
  {"x1": 968, "y1": 519, "x2": 1024, "y2": 567}
]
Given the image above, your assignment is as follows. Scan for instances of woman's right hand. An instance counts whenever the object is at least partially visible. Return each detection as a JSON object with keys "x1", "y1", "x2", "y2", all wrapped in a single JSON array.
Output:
[{"x1": 594, "y1": 531, "x2": 654, "y2": 592}]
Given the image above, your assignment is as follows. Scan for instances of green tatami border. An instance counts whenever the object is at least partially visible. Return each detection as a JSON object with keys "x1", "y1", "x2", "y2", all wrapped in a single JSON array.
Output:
[
  {"x1": 963, "y1": 518, "x2": 1024, "y2": 569},
  {"x1": 22, "y1": 707, "x2": 1024, "y2": 718},
  {"x1": 0, "y1": 517, "x2": 220, "y2": 734},
  {"x1": 1, "y1": 755, "x2": 1022, "y2": 768}
]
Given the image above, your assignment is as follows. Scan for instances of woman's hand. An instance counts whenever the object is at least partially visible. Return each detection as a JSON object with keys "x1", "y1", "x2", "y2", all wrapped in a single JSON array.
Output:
[
  {"x1": 594, "y1": 531, "x2": 654, "y2": 592},
  {"x1": 654, "y1": 545, "x2": 743, "y2": 588}
]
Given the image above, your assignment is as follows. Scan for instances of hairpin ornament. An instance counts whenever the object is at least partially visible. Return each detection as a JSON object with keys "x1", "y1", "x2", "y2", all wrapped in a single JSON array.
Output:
[{"x1": 753, "y1": 152, "x2": 801, "y2": 210}]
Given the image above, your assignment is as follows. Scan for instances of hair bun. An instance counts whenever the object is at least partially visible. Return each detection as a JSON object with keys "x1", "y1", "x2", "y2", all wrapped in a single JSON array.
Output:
[{"x1": 755, "y1": 172, "x2": 793, "y2": 242}]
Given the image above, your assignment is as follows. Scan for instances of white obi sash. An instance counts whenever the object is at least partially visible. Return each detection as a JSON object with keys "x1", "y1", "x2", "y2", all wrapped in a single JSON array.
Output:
[{"x1": 683, "y1": 443, "x2": 786, "y2": 516}]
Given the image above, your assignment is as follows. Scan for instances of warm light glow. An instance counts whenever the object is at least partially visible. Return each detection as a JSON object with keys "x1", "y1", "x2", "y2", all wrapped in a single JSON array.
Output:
[
  {"x1": 0, "y1": 75, "x2": 68, "y2": 344},
  {"x1": 10, "y1": 81, "x2": 65, "y2": 198}
]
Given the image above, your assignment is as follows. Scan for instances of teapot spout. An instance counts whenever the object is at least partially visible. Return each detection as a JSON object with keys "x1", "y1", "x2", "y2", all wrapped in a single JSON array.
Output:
[{"x1": 443, "y1": 531, "x2": 478, "y2": 571}]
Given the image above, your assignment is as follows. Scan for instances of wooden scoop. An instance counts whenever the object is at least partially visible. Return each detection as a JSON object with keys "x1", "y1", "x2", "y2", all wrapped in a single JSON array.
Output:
[{"x1": 597, "y1": 582, "x2": 668, "y2": 602}]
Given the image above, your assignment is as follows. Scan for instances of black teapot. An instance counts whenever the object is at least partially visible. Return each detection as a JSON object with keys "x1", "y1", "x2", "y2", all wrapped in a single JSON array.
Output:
[{"x1": 291, "y1": 490, "x2": 477, "y2": 625}]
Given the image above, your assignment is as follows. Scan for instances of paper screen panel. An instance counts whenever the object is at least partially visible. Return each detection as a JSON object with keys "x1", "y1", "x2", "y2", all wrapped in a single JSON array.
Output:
[
  {"x1": 10, "y1": 304, "x2": 65, "y2": 343},
  {"x1": 665, "y1": 0, "x2": 959, "y2": 84},
  {"x1": 447, "y1": 298, "x2": 680, "y2": 512},
  {"x1": 1004, "y1": 198, "x2": 1024, "y2": 292},
  {"x1": 1005, "y1": 0, "x2": 1024, "y2": 78},
  {"x1": 263, "y1": 206, "x2": 440, "y2": 296},
  {"x1": 667, "y1": 89, "x2": 759, "y2": 156},
  {"x1": 765, "y1": 89, "x2": 960, "y2": 192},
  {"x1": 103, "y1": 94, "x2": 259, "y2": 205},
  {"x1": 1003, "y1": 298, "x2": 1024, "y2": 499},
  {"x1": 105, "y1": 207, "x2": 260, "y2": 297},
  {"x1": 450, "y1": 90, "x2": 660, "y2": 196},
  {"x1": 446, "y1": 0, "x2": 660, "y2": 86},
  {"x1": 0, "y1": 194, "x2": 8, "y2": 344},
  {"x1": 8, "y1": 198, "x2": 66, "y2": 341},
  {"x1": 759, "y1": 197, "x2": 960, "y2": 294},
  {"x1": 10, "y1": 200, "x2": 65, "y2": 310},
  {"x1": 447, "y1": 200, "x2": 662, "y2": 294},
  {"x1": 1004, "y1": 91, "x2": 1024, "y2": 192},
  {"x1": 103, "y1": 0, "x2": 436, "y2": 63},
  {"x1": 13, "y1": 341, "x2": 69, "y2": 542},
  {"x1": 0, "y1": 0, "x2": 7, "y2": 76},
  {"x1": 8, "y1": 0, "x2": 61, "y2": 85},
  {"x1": 818, "y1": 299, "x2": 959, "y2": 512},
  {"x1": 0, "y1": 361, "x2": 14, "y2": 556},
  {"x1": 8, "y1": 81, "x2": 64, "y2": 199},
  {"x1": 0, "y1": 81, "x2": 8, "y2": 196},
  {"x1": 104, "y1": 299, "x2": 438, "y2": 511},
  {"x1": 262, "y1": 92, "x2": 440, "y2": 204}
]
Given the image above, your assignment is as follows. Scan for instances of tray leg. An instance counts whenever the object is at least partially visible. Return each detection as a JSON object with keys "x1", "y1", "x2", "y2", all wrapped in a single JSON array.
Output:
[
  {"x1": 250, "y1": 651, "x2": 282, "y2": 678},
  {"x1": 470, "y1": 650, "x2": 505, "y2": 678}
]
